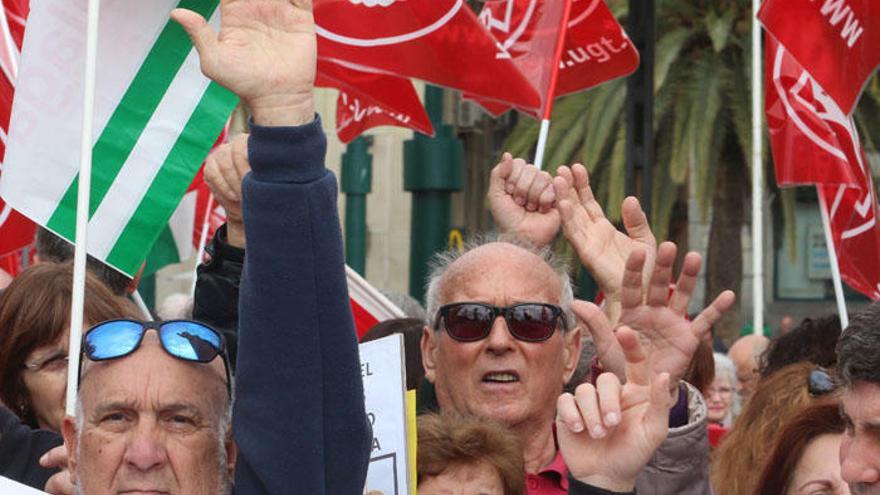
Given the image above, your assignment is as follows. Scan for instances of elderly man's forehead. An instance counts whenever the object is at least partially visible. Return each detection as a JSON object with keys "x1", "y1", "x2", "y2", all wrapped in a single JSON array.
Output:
[
  {"x1": 439, "y1": 242, "x2": 560, "y2": 297},
  {"x1": 79, "y1": 332, "x2": 227, "y2": 399}
]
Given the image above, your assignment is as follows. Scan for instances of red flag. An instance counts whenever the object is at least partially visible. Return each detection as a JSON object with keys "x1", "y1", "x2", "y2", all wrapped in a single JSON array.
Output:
[
  {"x1": 316, "y1": 60, "x2": 434, "y2": 143},
  {"x1": 346, "y1": 265, "x2": 405, "y2": 338},
  {"x1": 759, "y1": 0, "x2": 879, "y2": 115},
  {"x1": 765, "y1": 38, "x2": 880, "y2": 300},
  {"x1": 766, "y1": 38, "x2": 860, "y2": 187},
  {"x1": 314, "y1": 0, "x2": 540, "y2": 109},
  {"x1": 470, "y1": 0, "x2": 639, "y2": 118},
  {"x1": 0, "y1": 0, "x2": 32, "y2": 258}
]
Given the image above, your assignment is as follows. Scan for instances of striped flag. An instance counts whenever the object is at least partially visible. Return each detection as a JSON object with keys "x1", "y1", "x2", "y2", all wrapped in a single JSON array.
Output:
[
  {"x1": 347, "y1": 266, "x2": 406, "y2": 338},
  {"x1": 0, "y1": 0, "x2": 237, "y2": 276}
]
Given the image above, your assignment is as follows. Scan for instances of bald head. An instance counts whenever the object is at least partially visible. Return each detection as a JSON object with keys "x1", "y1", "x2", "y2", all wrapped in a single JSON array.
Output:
[
  {"x1": 728, "y1": 334, "x2": 769, "y2": 399},
  {"x1": 425, "y1": 238, "x2": 574, "y2": 329}
]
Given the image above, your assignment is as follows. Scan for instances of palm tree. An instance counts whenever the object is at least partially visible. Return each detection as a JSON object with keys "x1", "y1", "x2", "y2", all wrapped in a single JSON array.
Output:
[{"x1": 502, "y1": 0, "x2": 880, "y2": 342}]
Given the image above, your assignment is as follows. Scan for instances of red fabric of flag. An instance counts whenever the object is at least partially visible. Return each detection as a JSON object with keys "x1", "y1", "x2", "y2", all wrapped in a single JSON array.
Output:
[
  {"x1": 316, "y1": 60, "x2": 434, "y2": 143},
  {"x1": 468, "y1": 0, "x2": 638, "y2": 118},
  {"x1": 759, "y1": 0, "x2": 879, "y2": 115},
  {"x1": 766, "y1": 38, "x2": 860, "y2": 187},
  {"x1": 765, "y1": 39, "x2": 880, "y2": 300},
  {"x1": 314, "y1": 0, "x2": 540, "y2": 110},
  {"x1": 0, "y1": 0, "x2": 31, "y2": 258}
]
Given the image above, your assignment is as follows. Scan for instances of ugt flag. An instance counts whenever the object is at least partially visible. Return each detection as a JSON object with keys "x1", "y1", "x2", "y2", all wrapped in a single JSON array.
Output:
[
  {"x1": 759, "y1": 0, "x2": 879, "y2": 115},
  {"x1": 0, "y1": 0, "x2": 237, "y2": 276},
  {"x1": 765, "y1": 38, "x2": 880, "y2": 300},
  {"x1": 316, "y1": 59, "x2": 434, "y2": 144},
  {"x1": 314, "y1": 0, "x2": 540, "y2": 110},
  {"x1": 472, "y1": 0, "x2": 639, "y2": 118}
]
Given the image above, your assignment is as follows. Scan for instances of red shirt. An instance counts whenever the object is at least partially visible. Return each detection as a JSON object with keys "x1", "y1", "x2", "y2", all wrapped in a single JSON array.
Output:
[{"x1": 525, "y1": 449, "x2": 569, "y2": 494}]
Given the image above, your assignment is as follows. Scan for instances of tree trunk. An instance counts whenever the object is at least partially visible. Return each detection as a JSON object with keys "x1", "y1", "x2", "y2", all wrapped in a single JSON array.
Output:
[{"x1": 705, "y1": 143, "x2": 748, "y2": 345}]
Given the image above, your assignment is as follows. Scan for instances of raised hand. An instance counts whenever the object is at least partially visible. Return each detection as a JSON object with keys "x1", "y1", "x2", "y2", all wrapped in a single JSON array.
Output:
[
  {"x1": 577, "y1": 242, "x2": 736, "y2": 396},
  {"x1": 41, "y1": 444, "x2": 74, "y2": 495},
  {"x1": 488, "y1": 153, "x2": 560, "y2": 247},
  {"x1": 557, "y1": 327, "x2": 672, "y2": 492},
  {"x1": 172, "y1": 0, "x2": 316, "y2": 126},
  {"x1": 204, "y1": 133, "x2": 250, "y2": 248},
  {"x1": 553, "y1": 164, "x2": 656, "y2": 323}
]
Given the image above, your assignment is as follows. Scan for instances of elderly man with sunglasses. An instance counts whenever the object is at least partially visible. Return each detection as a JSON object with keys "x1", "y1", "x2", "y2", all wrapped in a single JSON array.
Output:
[
  {"x1": 54, "y1": 1, "x2": 372, "y2": 495},
  {"x1": 416, "y1": 156, "x2": 736, "y2": 494}
]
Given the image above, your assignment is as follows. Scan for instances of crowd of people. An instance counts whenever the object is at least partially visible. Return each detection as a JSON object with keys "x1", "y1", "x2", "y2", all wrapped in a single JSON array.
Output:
[{"x1": 0, "y1": 1, "x2": 878, "y2": 494}]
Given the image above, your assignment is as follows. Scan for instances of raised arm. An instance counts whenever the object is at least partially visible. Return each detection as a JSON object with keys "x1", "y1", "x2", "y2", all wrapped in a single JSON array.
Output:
[{"x1": 176, "y1": 1, "x2": 371, "y2": 493}]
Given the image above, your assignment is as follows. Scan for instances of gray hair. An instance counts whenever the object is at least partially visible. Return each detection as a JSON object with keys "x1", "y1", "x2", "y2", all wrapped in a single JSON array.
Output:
[
  {"x1": 837, "y1": 302, "x2": 880, "y2": 387},
  {"x1": 423, "y1": 233, "x2": 575, "y2": 331}
]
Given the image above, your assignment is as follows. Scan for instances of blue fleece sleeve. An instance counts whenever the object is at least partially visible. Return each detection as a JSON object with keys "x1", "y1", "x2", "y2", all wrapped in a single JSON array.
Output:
[{"x1": 232, "y1": 116, "x2": 371, "y2": 495}]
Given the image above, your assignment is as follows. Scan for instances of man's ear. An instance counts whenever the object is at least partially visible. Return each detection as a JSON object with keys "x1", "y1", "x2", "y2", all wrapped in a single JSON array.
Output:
[
  {"x1": 60, "y1": 415, "x2": 79, "y2": 484},
  {"x1": 420, "y1": 326, "x2": 438, "y2": 384},
  {"x1": 561, "y1": 326, "x2": 583, "y2": 384}
]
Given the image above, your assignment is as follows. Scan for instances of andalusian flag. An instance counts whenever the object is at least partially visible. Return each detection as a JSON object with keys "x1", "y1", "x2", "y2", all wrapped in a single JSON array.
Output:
[{"x1": 0, "y1": 0, "x2": 237, "y2": 276}]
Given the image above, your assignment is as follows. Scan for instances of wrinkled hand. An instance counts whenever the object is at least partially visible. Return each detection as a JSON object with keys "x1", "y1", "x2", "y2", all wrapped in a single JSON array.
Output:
[
  {"x1": 577, "y1": 243, "x2": 736, "y2": 397},
  {"x1": 204, "y1": 133, "x2": 250, "y2": 248},
  {"x1": 41, "y1": 445, "x2": 74, "y2": 495},
  {"x1": 173, "y1": 0, "x2": 316, "y2": 126},
  {"x1": 553, "y1": 164, "x2": 656, "y2": 323},
  {"x1": 488, "y1": 153, "x2": 560, "y2": 247},
  {"x1": 557, "y1": 327, "x2": 672, "y2": 492}
]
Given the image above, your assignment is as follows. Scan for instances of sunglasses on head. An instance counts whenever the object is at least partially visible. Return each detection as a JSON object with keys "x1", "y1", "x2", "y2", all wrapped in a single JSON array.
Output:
[
  {"x1": 434, "y1": 302, "x2": 567, "y2": 343},
  {"x1": 808, "y1": 366, "x2": 836, "y2": 397},
  {"x1": 79, "y1": 319, "x2": 231, "y2": 397}
]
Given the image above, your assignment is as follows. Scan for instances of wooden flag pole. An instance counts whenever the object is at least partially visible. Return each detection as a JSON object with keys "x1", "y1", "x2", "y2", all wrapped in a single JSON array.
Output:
[
  {"x1": 65, "y1": 0, "x2": 101, "y2": 416},
  {"x1": 817, "y1": 190, "x2": 849, "y2": 328},
  {"x1": 534, "y1": 0, "x2": 572, "y2": 170},
  {"x1": 751, "y1": 0, "x2": 764, "y2": 336}
]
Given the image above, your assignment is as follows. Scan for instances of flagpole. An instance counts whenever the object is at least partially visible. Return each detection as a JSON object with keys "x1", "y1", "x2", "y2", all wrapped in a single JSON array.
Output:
[
  {"x1": 817, "y1": 189, "x2": 849, "y2": 328},
  {"x1": 190, "y1": 193, "x2": 214, "y2": 296},
  {"x1": 65, "y1": 0, "x2": 101, "y2": 416},
  {"x1": 751, "y1": 0, "x2": 764, "y2": 336},
  {"x1": 533, "y1": 0, "x2": 573, "y2": 170}
]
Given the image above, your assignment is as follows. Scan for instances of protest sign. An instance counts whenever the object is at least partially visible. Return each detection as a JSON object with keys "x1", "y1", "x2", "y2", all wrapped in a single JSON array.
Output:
[
  {"x1": 359, "y1": 334, "x2": 412, "y2": 495},
  {"x1": 0, "y1": 476, "x2": 47, "y2": 495}
]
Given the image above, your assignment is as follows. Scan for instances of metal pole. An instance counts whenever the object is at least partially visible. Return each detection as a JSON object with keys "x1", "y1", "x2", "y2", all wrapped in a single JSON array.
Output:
[
  {"x1": 625, "y1": 0, "x2": 655, "y2": 218},
  {"x1": 751, "y1": 0, "x2": 764, "y2": 335},
  {"x1": 341, "y1": 136, "x2": 373, "y2": 276},
  {"x1": 817, "y1": 190, "x2": 849, "y2": 328}
]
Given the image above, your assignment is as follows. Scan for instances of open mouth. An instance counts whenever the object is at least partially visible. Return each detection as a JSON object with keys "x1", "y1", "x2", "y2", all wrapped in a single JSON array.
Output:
[{"x1": 482, "y1": 371, "x2": 520, "y2": 384}]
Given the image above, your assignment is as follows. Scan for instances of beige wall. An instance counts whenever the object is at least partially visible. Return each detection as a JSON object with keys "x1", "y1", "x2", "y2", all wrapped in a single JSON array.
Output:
[{"x1": 156, "y1": 88, "x2": 416, "y2": 309}]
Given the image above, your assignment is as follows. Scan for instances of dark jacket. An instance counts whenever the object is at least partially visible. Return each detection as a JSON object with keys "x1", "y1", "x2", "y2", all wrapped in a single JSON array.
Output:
[
  {"x1": 0, "y1": 405, "x2": 61, "y2": 490},
  {"x1": 193, "y1": 223, "x2": 244, "y2": 366},
  {"x1": 231, "y1": 117, "x2": 372, "y2": 494}
]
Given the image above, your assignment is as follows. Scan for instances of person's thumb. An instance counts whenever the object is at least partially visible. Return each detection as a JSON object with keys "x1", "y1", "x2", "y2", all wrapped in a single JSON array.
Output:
[{"x1": 171, "y1": 9, "x2": 218, "y2": 66}]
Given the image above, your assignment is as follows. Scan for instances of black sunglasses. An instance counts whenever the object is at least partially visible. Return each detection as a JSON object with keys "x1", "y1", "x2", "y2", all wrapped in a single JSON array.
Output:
[
  {"x1": 808, "y1": 367, "x2": 836, "y2": 397},
  {"x1": 79, "y1": 319, "x2": 231, "y2": 397},
  {"x1": 434, "y1": 302, "x2": 567, "y2": 342}
]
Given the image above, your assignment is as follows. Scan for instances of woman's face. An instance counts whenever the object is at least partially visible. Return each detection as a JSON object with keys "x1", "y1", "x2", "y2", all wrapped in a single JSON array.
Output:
[
  {"x1": 787, "y1": 433, "x2": 850, "y2": 495},
  {"x1": 20, "y1": 329, "x2": 70, "y2": 432},
  {"x1": 706, "y1": 375, "x2": 734, "y2": 424}
]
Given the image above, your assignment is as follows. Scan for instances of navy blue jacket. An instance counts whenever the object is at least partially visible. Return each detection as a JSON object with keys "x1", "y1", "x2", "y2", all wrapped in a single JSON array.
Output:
[{"x1": 232, "y1": 116, "x2": 372, "y2": 494}]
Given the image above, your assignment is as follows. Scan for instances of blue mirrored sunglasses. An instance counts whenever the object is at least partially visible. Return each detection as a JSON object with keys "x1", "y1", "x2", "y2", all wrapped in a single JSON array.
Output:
[{"x1": 79, "y1": 319, "x2": 231, "y2": 397}]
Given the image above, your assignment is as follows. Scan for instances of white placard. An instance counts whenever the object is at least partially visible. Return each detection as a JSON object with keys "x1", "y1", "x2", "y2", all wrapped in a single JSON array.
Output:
[
  {"x1": 0, "y1": 476, "x2": 48, "y2": 494},
  {"x1": 359, "y1": 334, "x2": 411, "y2": 495}
]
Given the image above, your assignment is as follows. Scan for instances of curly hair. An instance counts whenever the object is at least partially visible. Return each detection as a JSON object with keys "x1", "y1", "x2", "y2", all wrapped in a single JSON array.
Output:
[
  {"x1": 418, "y1": 413, "x2": 524, "y2": 495},
  {"x1": 760, "y1": 314, "x2": 841, "y2": 378}
]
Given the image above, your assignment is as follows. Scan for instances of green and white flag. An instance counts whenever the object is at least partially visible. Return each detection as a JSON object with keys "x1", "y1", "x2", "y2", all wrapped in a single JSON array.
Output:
[{"x1": 0, "y1": 0, "x2": 237, "y2": 276}]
